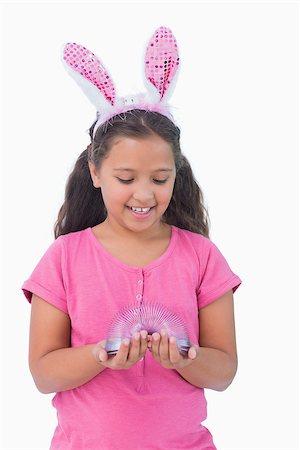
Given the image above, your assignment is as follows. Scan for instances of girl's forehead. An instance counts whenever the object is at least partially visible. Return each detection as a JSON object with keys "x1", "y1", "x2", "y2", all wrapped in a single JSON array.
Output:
[{"x1": 105, "y1": 136, "x2": 175, "y2": 166}]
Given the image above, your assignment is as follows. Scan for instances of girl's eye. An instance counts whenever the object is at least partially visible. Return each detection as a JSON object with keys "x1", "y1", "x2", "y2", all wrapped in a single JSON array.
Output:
[
  {"x1": 118, "y1": 179, "x2": 133, "y2": 184},
  {"x1": 154, "y1": 179, "x2": 167, "y2": 184},
  {"x1": 117, "y1": 178, "x2": 167, "y2": 184}
]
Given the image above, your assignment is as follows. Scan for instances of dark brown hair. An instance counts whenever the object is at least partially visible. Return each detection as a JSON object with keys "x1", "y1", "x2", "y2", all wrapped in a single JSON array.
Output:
[{"x1": 54, "y1": 109, "x2": 210, "y2": 239}]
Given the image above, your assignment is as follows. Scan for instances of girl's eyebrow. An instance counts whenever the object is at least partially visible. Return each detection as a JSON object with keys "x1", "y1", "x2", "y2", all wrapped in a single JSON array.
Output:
[{"x1": 113, "y1": 168, "x2": 173, "y2": 172}]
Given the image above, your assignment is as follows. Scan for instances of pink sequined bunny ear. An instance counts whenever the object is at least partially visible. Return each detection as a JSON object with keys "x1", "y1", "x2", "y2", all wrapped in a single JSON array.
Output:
[
  {"x1": 61, "y1": 42, "x2": 116, "y2": 118},
  {"x1": 145, "y1": 26, "x2": 180, "y2": 104}
]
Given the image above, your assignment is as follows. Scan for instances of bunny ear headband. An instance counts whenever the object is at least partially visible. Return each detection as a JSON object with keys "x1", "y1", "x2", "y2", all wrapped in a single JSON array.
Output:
[{"x1": 61, "y1": 26, "x2": 180, "y2": 138}]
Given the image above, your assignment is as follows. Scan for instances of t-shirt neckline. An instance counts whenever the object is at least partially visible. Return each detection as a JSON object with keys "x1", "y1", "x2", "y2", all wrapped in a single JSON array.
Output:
[{"x1": 87, "y1": 224, "x2": 178, "y2": 272}]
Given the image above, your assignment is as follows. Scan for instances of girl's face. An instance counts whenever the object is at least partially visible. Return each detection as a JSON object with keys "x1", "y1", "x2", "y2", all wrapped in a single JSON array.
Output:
[{"x1": 88, "y1": 134, "x2": 176, "y2": 236}]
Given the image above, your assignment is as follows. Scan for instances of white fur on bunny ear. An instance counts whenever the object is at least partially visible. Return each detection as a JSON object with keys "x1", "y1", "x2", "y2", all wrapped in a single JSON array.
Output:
[
  {"x1": 61, "y1": 42, "x2": 116, "y2": 116},
  {"x1": 144, "y1": 26, "x2": 180, "y2": 105}
]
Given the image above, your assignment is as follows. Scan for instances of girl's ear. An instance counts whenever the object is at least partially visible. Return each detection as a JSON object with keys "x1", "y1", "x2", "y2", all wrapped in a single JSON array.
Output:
[
  {"x1": 88, "y1": 161, "x2": 101, "y2": 189},
  {"x1": 144, "y1": 26, "x2": 180, "y2": 104},
  {"x1": 61, "y1": 42, "x2": 116, "y2": 116}
]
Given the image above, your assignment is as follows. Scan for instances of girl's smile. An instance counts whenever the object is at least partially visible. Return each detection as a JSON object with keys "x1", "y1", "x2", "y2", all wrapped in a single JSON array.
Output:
[{"x1": 126, "y1": 205, "x2": 154, "y2": 218}]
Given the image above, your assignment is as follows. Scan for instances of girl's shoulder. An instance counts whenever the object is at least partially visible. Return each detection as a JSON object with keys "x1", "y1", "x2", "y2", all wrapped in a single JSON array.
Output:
[
  {"x1": 173, "y1": 225, "x2": 212, "y2": 250},
  {"x1": 50, "y1": 227, "x2": 92, "y2": 260},
  {"x1": 173, "y1": 226, "x2": 231, "y2": 268},
  {"x1": 56, "y1": 227, "x2": 90, "y2": 244}
]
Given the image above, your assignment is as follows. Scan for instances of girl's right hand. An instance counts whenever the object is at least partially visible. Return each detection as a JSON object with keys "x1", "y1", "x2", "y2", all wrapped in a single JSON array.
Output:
[{"x1": 93, "y1": 330, "x2": 148, "y2": 370}]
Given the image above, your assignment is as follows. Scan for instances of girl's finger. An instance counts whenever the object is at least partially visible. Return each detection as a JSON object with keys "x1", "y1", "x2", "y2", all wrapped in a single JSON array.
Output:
[
  {"x1": 127, "y1": 332, "x2": 141, "y2": 362},
  {"x1": 140, "y1": 330, "x2": 148, "y2": 355},
  {"x1": 188, "y1": 346, "x2": 197, "y2": 359},
  {"x1": 147, "y1": 335, "x2": 152, "y2": 350},
  {"x1": 151, "y1": 332, "x2": 160, "y2": 358},
  {"x1": 115, "y1": 338, "x2": 130, "y2": 365},
  {"x1": 93, "y1": 341, "x2": 107, "y2": 363},
  {"x1": 159, "y1": 329, "x2": 169, "y2": 361},
  {"x1": 169, "y1": 336, "x2": 181, "y2": 364},
  {"x1": 98, "y1": 349, "x2": 108, "y2": 362}
]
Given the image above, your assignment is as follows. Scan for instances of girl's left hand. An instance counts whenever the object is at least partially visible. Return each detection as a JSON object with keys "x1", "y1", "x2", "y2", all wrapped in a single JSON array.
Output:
[{"x1": 148, "y1": 329, "x2": 199, "y2": 369}]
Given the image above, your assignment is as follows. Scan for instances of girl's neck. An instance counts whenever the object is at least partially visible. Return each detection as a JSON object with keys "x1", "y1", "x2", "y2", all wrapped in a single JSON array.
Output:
[{"x1": 97, "y1": 219, "x2": 170, "y2": 244}]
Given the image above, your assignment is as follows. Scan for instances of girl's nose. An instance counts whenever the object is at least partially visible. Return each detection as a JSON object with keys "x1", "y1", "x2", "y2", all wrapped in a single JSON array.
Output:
[{"x1": 132, "y1": 186, "x2": 155, "y2": 203}]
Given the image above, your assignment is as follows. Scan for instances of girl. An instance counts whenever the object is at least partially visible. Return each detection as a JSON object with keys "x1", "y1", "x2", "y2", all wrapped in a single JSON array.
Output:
[{"x1": 22, "y1": 28, "x2": 242, "y2": 450}]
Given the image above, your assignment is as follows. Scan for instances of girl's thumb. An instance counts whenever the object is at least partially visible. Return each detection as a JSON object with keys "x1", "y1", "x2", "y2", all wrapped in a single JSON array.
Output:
[
  {"x1": 92, "y1": 341, "x2": 107, "y2": 362},
  {"x1": 99, "y1": 350, "x2": 108, "y2": 362},
  {"x1": 189, "y1": 345, "x2": 199, "y2": 359}
]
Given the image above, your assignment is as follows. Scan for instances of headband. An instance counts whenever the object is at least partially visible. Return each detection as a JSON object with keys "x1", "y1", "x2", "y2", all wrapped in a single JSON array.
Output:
[{"x1": 61, "y1": 26, "x2": 180, "y2": 138}]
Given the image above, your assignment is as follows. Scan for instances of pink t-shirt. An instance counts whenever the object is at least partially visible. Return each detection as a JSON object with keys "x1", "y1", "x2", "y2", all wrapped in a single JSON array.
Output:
[{"x1": 21, "y1": 225, "x2": 242, "y2": 450}]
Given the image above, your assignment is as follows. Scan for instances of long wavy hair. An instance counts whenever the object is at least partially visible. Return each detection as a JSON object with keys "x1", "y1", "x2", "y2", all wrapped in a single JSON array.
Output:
[{"x1": 54, "y1": 109, "x2": 210, "y2": 239}]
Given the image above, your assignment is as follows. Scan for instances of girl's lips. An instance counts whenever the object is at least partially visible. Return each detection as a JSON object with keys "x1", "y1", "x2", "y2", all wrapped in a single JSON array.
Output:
[
  {"x1": 126, "y1": 206, "x2": 154, "y2": 219},
  {"x1": 127, "y1": 206, "x2": 154, "y2": 209}
]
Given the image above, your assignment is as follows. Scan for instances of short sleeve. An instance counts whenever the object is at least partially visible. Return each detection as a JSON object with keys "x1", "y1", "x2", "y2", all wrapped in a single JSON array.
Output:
[
  {"x1": 21, "y1": 235, "x2": 68, "y2": 314},
  {"x1": 197, "y1": 239, "x2": 242, "y2": 309}
]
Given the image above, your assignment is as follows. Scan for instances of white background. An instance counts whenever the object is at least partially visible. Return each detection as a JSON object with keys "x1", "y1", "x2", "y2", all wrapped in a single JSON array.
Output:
[{"x1": 1, "y1": 1, "x2": 299, "y2": 449}]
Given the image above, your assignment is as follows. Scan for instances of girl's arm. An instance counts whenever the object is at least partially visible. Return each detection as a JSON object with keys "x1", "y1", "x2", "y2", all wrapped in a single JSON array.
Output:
[
  {"x1": 175, "y1": 290, "x2": 238, "y2": 391},
  {"x1": 29, "y1": 295, "x2": 106, "y2": 394}
]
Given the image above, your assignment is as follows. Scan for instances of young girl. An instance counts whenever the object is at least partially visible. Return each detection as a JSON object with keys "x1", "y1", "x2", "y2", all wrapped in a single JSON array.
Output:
[{"x1": 22, "y1": 27, "x2": 242, "y2": 450}]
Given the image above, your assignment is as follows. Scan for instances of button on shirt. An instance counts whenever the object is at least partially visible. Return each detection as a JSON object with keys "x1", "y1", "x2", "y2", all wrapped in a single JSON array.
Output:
[{"x1": 21, "y1": 225, "x2": 242, "y2": 450}]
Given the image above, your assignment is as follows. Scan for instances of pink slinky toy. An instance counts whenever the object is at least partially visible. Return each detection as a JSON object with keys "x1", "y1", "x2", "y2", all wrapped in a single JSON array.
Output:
[
  {"x1": 105, "y1": 303, "x2": 191, "y2": 357},
  {"x1": 61, "y1": 26, "x2": 180, "y2": 137}
]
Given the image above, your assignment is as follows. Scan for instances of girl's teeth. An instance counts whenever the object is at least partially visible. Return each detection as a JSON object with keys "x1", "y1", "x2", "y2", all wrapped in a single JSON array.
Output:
[{"x1": 131, "y1": 207, "x2": 151, "y2": 213}]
